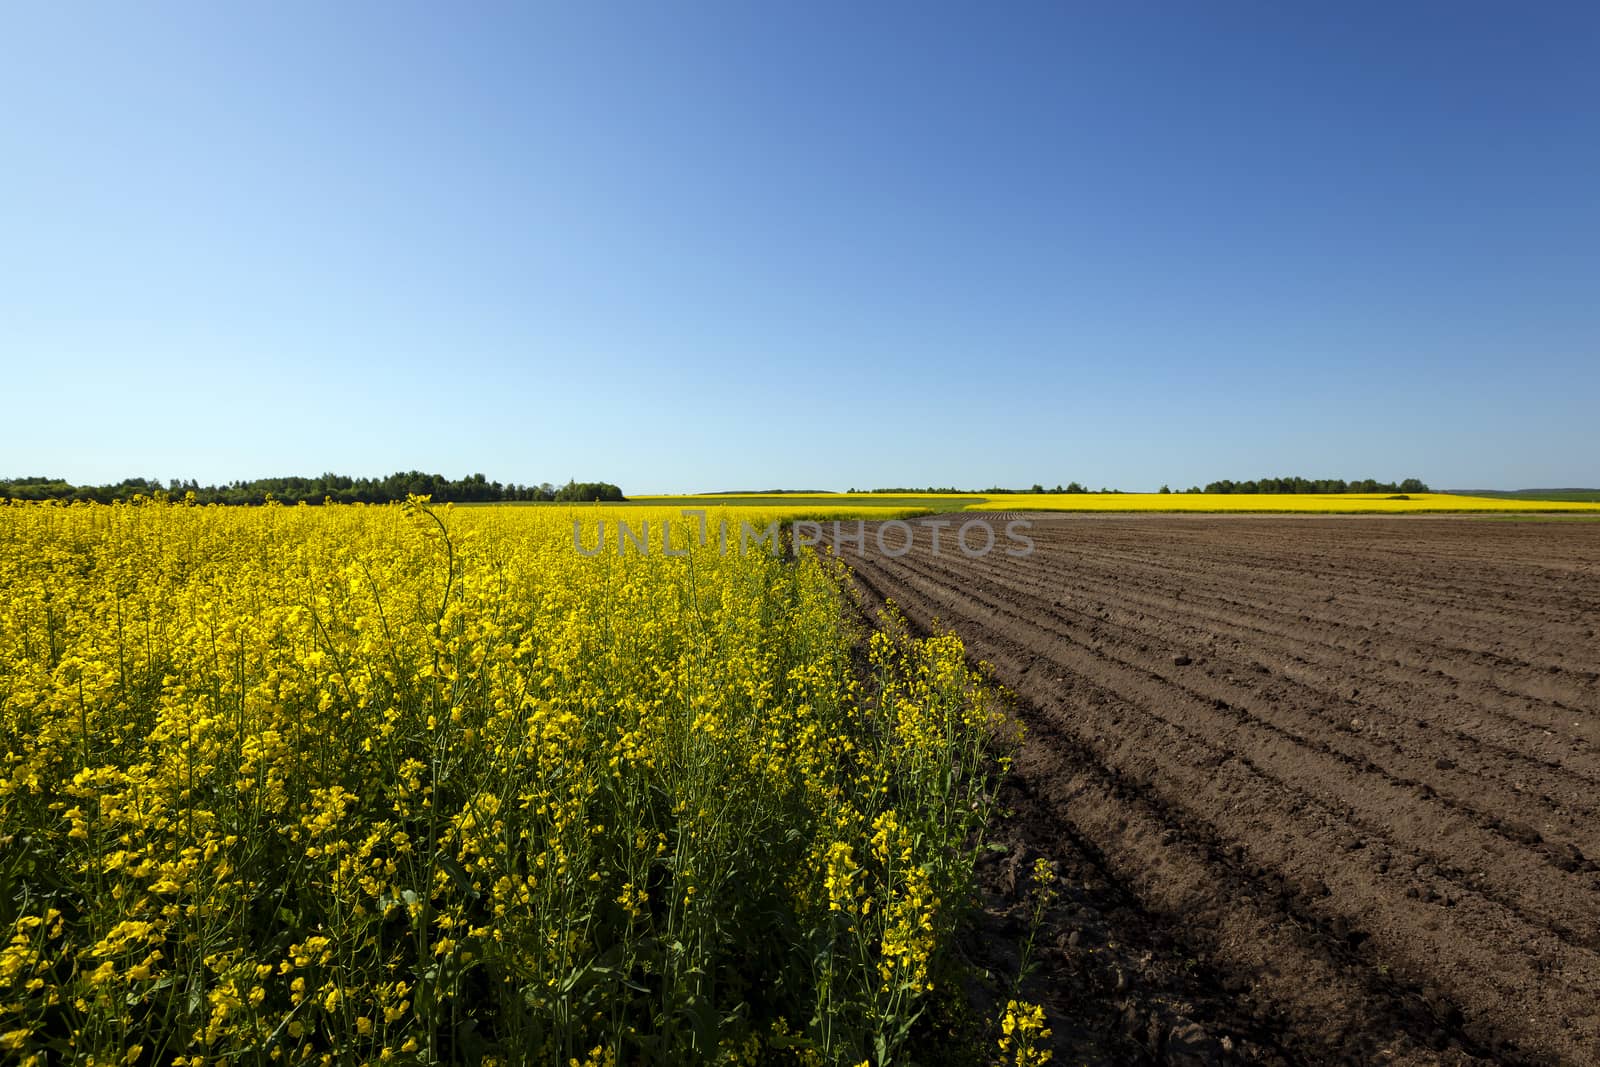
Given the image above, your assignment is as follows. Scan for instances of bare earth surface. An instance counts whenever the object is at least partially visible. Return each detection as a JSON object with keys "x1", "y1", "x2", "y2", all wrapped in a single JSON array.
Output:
[{"x1": 829, "y1": 515, "x2": 1600, "y2": 1066}]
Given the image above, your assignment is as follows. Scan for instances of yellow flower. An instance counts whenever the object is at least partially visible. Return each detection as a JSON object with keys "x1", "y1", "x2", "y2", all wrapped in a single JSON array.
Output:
[{"x1": 997, "y1": 1000, "x2": 1053, "y2": 1065}]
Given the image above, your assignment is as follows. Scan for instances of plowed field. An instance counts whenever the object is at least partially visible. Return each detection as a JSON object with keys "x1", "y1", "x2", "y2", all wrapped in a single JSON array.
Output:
[{"x1": 831, "y1": 515, "x2": 1600, "y2": 1065}]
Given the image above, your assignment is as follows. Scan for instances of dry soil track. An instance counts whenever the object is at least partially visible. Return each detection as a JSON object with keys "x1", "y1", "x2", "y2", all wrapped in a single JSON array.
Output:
[{"x1": 828, "y1": 515, "x2": 1600, "y2": 1066}]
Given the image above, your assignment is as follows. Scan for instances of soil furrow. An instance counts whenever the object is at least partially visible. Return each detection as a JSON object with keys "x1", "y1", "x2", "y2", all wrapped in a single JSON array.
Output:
[{"x1": 827, "y1": 515, "x2": 1600, "y2": 1065}]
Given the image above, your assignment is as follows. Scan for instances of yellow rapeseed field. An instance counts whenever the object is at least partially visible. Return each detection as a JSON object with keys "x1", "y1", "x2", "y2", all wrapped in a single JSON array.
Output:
[{"x1": 0, "y1": 499, "x2": 1034, "y2": 1066}]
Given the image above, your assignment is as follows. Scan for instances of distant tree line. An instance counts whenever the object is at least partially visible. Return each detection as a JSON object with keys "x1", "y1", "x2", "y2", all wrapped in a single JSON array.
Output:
[
  {"x1": 854, "y1": 477, "x2": 1429, "y2": 495},
  {"x1": 1198, "y1": 476, "x2": 1428, "y2": 494},
  {"x1": 0, "y1": 473, "x2": 626, "y2": 505},
  {"x1": 1026, "y1": 483, "x2": 1104, "y2": 494}
]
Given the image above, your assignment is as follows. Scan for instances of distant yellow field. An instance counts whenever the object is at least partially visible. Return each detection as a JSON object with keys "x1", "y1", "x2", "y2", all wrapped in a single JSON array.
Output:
[
  {"x1": 623, "y1": 493, "x2": 975, "y2": 509},
  {"x1": 964, "y1": 492, "x2": 1600, "y2": 513},
  {"x1": 627, "y1": 492, "x2": 1600, "y2": 514},
  {"x1": 568, "y1": 501, "x2": 936, "y2": 522}
]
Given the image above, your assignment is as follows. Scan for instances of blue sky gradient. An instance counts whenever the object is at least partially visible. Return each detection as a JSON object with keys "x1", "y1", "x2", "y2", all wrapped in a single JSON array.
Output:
[{"x1": 3, "y1": 2, "x2": 1597, "y2": 491}]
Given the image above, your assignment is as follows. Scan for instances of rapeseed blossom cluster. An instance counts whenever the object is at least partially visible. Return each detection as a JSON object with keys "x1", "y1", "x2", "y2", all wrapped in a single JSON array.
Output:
[
  {"x1": 0, "y1": 498, "x2": 1018, "y2": 1064},
  {"x1": 997, "y1": 1000, "x2": 1052, "y2": 1066}
]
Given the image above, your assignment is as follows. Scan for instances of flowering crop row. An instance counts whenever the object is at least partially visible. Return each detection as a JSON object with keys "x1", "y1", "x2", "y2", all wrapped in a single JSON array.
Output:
[{"x1": 0, "y1": 499, "x2": 1035, "y2": 1066}]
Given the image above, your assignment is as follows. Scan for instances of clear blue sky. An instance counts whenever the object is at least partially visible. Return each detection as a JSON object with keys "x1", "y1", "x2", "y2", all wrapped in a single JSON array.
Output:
[{"x1": 3, "y1": 2, "x2": 1596, "y2": 492}]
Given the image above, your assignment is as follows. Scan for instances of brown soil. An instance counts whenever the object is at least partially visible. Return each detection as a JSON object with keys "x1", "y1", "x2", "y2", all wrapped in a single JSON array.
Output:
[{"x1": 827, "y1": 515, "x2": 1600, "y2": 1066}]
